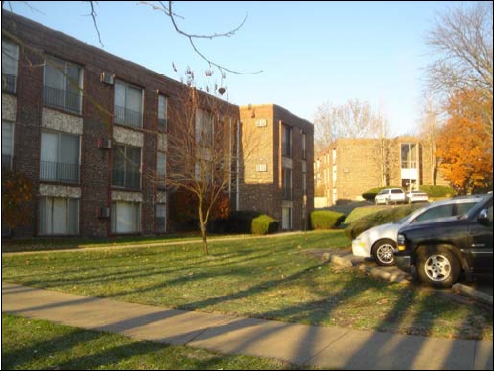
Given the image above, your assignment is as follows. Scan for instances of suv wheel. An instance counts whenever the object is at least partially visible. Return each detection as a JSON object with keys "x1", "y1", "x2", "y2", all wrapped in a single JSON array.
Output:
[
  {"x1": 416, "y1": 246, "x2": 460, "y2": 288},
  {"x1": 372, "y1": 239, "x2": 395, "y2": 266}
]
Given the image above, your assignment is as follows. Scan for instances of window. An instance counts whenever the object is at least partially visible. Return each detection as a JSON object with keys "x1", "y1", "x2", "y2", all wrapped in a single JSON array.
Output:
[
  {"x1": 2, "y1": 121, "x2": 14, "y2": 170},
  {"x1": 282, "y1": 167, "x2": 292, "y2": 199},
  {"x1": 40, "y1": 131, "x2": 80, "y2": 183},
  {"x1": 112, "y1": 145, "x2": 141, "y2": 189},
  {"x1": 302, "y1": 132, "x2": 306, "y2": 159},
  {"x1": 115, "y1": 81, "x2": 143, "y2": 128},
  {"x1": 2, "y1": 39, "x2": 19, "y2": 94},
  {"x1": 195, "y1": 109, "x2": 214, "y2": 147},
  {"x1": 39, "y1": 197, "x2": 79, "y2": 235},
  {"x1": 158, "y1": 94, "x2": 167, "y2": 131},
  {"x1": 156, "y1": 203, "x2": 166, "y2": 233},
  {"x1": 401, "y1": 143, "x2": 418, "y2": 169},
  {"x1": 282, "y1": 124, "x2": 292, "y2": 157},
  {"x1": 111, "y1": 201, "x2": 141, "y2": 233},
  {"x1": 157, "y1": 151, "x2": 166, "y2": 189},
  {"x1": 44, "y1": 56, "x2": 83, "y2": 114}
]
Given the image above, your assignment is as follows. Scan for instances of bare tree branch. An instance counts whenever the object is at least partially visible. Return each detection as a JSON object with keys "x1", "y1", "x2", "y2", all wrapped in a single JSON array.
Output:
[
  {"x1": 426, "y1": 1, "x2": 493, "y2": 136},
  {"x1": 83, "y1": 1, "x2": 104, "y2": 47},
  {"x1": 150, "y1": 1, "x2": 262, "y2": 76}
]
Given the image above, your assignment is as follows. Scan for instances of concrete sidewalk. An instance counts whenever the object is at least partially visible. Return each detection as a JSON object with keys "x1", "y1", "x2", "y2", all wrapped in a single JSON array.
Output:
[{"x1": 2, "y1": 282, "x2": 492, "y2": 370}]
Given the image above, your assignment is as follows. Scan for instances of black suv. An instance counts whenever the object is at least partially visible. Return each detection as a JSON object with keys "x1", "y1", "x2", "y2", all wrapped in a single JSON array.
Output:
[{"x1": 394, "y1": 193, "x2": 493, "y2": 288}]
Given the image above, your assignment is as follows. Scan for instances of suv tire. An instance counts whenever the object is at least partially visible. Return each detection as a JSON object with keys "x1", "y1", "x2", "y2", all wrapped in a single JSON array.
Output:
[{"x1": 416, "y1": 246, "x2": 460, "y2": 288}]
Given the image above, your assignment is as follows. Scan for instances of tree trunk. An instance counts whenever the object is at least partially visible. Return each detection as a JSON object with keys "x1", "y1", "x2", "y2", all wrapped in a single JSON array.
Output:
[
  {"x1": 200, "y1": 220, "x2": 209, "y2": 255},
  {"x1": 198, "y1": 200, "x2": 209, "y2": 255}
]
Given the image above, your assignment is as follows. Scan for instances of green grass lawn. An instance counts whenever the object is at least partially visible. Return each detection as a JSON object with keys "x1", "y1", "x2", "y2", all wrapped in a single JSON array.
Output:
[
  {"x1": 2, "y1": 230, "x2": 492, "y2": 341},
  {"x1": 1, "y1": 314, "x2": 308, "y2": 370}
]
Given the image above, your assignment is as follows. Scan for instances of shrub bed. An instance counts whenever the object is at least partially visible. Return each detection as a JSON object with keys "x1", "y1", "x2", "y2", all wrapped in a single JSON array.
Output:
[
  {"x1": 310, "y1": 210, "x2": 346, "y2": 230},
  {"x1": 251, "y1": 215, "x2": 280, "y2": 235}
]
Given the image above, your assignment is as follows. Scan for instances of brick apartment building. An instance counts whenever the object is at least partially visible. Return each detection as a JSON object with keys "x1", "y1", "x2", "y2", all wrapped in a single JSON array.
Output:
[
  {"x1": 1, "y1": 11, "x2": 314, "y2": 238},
  {"x1": 239, "y1": 104, "x2": 314, "y2": 230},
  {"x1": 314, "y1": 137, "x2": 448, "y2": 206}
]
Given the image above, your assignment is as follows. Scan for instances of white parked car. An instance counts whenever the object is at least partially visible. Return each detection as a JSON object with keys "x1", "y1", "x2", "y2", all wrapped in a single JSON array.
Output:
[
  {"x1": 374, "y1": 188, "x2": 406, "y2": 205},
  {"x1": 352, "y1": 195, "x2": 485, "y2": 266},
  {"x1": 406, "y1": 190, "x2": 429, "y2": 203}
]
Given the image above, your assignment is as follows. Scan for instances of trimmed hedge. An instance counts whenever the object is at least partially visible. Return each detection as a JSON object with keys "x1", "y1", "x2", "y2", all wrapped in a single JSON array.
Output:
[
  {"x1": 251, "y1": 215, "x2": 280, "y2": 235},
  {"x1": 344, "y1": 204, "x2": 423, "y2": 240},
  {"x1": 224, "y1": 211, "x2": 279, "y2": 235},
  {"x1": 419, "y1": 185, "x2": 455, "y2": 198},
  {"x1": 310, "y1": 210, "x2": 346, "y2": 230}
]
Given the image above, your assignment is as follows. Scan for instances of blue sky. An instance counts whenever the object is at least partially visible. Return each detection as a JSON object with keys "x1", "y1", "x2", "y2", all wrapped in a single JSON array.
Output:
[{"x1": 6, "y1": 1, "x2": 455, "y2": 135}]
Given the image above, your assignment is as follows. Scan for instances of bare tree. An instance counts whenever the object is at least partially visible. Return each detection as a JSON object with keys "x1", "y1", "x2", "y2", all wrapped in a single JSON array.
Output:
[
  {"x1": 374, "y1": 112, "x2": 394, "y2": 187},
  {"x1": 417, "y1": 94, "x2": 444, "y2": 185},
  {"x1": 160, "y1": 72, "x2": 238, "y2": 255},
  {"x1": 426, "y1": 1, "x2": 493, "y2": 137},
  {"x1": 313, "y1": 99, "x2": 386, "y2": 153}
]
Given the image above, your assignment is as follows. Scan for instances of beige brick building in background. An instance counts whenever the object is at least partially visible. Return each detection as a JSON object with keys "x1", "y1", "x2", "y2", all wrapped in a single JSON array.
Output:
[{"x1": 314, "y1": 137, "x2": 448, "y2": 206}]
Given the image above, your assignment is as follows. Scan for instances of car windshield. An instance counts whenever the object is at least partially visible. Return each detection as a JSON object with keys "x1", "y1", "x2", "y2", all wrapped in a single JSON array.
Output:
[{"x1": 396, "y1": 204, "x2": 431, "y2": 224}]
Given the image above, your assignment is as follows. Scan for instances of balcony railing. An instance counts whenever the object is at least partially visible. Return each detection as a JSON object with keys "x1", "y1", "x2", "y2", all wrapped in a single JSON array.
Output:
[
  {"x1": 43, "y1": 85, "x2": 81, "y2": 114},
  {"x1": 2, "y1": 74, "x2": 17, "y2": 94},
  {"x1": 401, "y1": 160, "x2": 418, "y2": 169},
  {"x1": 115, "y1": 105, "x2": 143, "y2": 128},
  {"x1": 282, "y1": 144, "x2": 292, "y2": 157},
  {"x1": 158, "y1": 118, "x2": 168, "y2": 132},
  {"x1": 40, "y1": 161, "x2": 80, "y2": 183},
  {"x1": 283, "y1": 186, "x2": 292, "y2": 200},
  {"x1": 112, "y1": 168, "x2": 141, "y2": 189},
  {"x1": 2, "y1": 154, "x2": 12, "y2": 170}
]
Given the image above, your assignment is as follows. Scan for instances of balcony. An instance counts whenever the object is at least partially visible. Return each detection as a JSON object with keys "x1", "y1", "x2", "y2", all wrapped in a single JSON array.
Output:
[
  {"x1": 2, "y1": 154, "x2": 12, "y2": 170},
  {"x1": 115, "y1": 105, "x2": 143, "y2": 129},
  {"x1": 40, "y1": 161, "x2": 80, "y2": 183},
  {"x1": 282, "y1": 144, "x2": 292, "y2": 157},
  {"x1": 283, "y1": 186, "x2": 292, "y2": 200},
  {"x1": 158, "y1": 118, "x2": 168, "y2": 132},
  {"x1": 43, "y1": 85, "x2": 81, "y2": 114},
  {"x1": 2, "y1": 74, "x2": 17, "y2": 94},
  {"x1": 112, "y1": 168, "x2": 141, "y2": 189}
]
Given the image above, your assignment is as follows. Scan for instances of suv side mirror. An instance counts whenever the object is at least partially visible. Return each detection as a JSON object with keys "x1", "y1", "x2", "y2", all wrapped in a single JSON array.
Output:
[{"x1": 478, "y1": 208, "x2": 493, "y2": 225}]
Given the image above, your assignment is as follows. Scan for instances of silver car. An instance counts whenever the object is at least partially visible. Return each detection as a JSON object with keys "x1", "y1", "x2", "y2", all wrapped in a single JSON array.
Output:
[{"x1": 351, "y1": 195, "x2": 485, "y2": 266}]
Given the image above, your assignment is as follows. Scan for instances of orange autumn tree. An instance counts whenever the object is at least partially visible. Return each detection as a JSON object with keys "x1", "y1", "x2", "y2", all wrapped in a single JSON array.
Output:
[{"x1": 436, "y1": 89, "x2": 493, "y2": 194}]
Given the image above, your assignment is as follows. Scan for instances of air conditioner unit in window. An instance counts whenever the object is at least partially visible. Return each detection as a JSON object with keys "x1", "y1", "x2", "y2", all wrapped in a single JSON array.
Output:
[
  {"x1": 100, "y1": 72, "x2": 115, "y2": 85},
  {"x1": 256, "y1": 164, "x2": 267, "y2": 172},
  {"x1": 99, "y1": 207, "x2": 111, "y2": 219},
  {"x1": 98, "y1": 138, "x2": 112, "y2": 149},
  {"x1": 256, "y1": 118, "x2": 267, "y2": 127}
]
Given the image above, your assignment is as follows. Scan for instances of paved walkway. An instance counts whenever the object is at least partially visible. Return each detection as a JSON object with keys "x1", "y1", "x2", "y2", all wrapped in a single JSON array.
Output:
[{"x1": 2, "y1": 282, "x2": 492, "y2": 370}]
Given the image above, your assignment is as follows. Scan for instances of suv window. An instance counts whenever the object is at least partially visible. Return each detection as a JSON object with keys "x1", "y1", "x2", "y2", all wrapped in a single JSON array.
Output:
[
  {"x1": 391, "y1": 189, "x2": 404, "y2": 194},
  {"x1": 414, "y1": 205, "x2": 452, "y2": 222}
]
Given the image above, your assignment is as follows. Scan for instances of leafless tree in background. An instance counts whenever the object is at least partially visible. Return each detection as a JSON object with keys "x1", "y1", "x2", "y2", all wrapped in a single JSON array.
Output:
[
  {"x1": 426, "y1": 1, "x2": 493, "y2": 137},
  {"x1": 417, "y1": 94, "x2": 443, "y2": 185},
  {"x1": 313, "y1": 99, "x2": 388, "y2": 154}
]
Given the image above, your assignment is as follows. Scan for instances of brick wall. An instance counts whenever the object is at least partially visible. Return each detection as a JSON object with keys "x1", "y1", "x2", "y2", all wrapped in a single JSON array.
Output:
[{"x1": 239, "y1": 104, "x2": 314, "y2": 230}]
